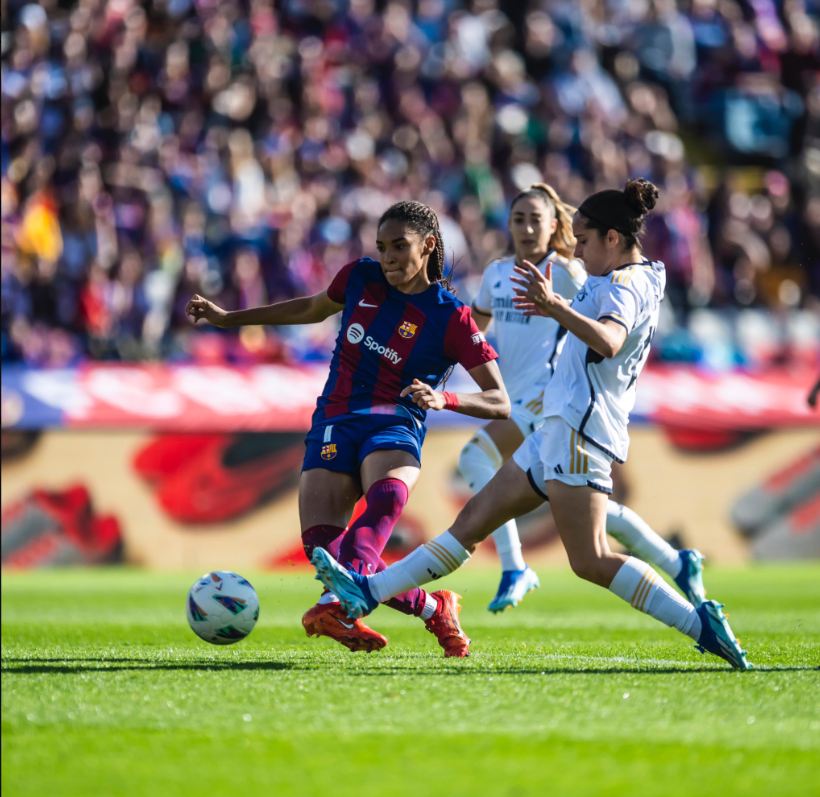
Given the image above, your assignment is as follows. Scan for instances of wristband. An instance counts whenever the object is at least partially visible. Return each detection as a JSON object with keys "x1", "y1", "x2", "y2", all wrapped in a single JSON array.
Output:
[{"x1": 442, "y1": 391, "x2": 459, "y2": 410}]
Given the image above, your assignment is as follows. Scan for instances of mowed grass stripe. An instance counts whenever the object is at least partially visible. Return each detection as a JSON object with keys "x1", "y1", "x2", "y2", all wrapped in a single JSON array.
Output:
[{"x1": 2, "y1": 567, "x2": 819, "y2": 797}]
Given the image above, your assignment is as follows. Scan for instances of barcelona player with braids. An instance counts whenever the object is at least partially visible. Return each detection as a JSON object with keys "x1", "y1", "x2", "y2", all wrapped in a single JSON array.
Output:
[
  {"x1": 311, "y1": 179, "x2": 752, "y2": 671},
  {"x1": 187, "y1": 201, "x2": 508, "y2": 657}
]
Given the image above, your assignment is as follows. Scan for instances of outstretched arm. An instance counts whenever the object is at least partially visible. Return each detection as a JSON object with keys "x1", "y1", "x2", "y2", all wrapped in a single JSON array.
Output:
[
  {"x1": 186, "y1": 291, "x2": 343, "y2": 329},
  {"x1": 400, "y1": 360, "x2": 510, "y2": 420},
  {"x1": 511, "y1": 260, "x2": 627, "y2": 359}
]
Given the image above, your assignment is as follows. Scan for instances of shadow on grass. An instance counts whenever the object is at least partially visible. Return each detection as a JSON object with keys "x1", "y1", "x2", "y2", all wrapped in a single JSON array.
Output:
[
  {"x1": 1, "y1": 658, "x2": 293, "y2": 674},
  {"x1": 2, "y1": 657, "x2": 815, "y2": 676}
]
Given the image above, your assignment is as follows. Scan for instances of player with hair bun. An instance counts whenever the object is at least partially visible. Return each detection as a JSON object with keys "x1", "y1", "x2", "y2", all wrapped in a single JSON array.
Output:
[
  {"x1": 187, "y1": 200, "x2": 509, "y2": 657},
  {"x1": 312, "y1": 179, "x2": 753, "y2": 671},
  {"x1": 465, "y1": 182, "x2": 709, "y2": 614}
]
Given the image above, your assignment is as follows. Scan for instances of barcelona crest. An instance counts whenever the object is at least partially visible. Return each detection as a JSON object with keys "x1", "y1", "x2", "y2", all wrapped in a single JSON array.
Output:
[
  {"x1": 398, "y1": 321, "x2": 417, "y2": 339},
  {"x1": 321, "y1": 443, "x2": 337, "y2": 460}
]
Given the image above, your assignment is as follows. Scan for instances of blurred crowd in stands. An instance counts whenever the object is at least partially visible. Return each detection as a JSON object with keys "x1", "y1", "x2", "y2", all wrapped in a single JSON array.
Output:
[{"x1": 2, "y1": 0, "x2": 819, "y2": 370}]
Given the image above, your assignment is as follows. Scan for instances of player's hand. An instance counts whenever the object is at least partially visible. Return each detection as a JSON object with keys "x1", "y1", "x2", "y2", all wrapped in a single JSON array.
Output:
[
  {"x1": 186, "y1": 295, "x2": 229, "y2": 327},
  {"x1": 510, "y1": 260, "x2": 557, "y2": 317},
  {"x1": 400, "y1": 379, "x2": 446, "y2": 411}
]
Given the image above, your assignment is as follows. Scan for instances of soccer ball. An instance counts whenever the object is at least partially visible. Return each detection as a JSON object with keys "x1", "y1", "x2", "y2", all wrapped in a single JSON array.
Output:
[{"x1": 186, "y1": 571, "x2": 260, "y2": 645}]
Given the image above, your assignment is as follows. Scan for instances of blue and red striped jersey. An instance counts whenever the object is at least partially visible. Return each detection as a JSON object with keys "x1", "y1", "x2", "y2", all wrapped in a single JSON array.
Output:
[{"x1": 313, "y1": 258, "x2": 498, "y2": 424}]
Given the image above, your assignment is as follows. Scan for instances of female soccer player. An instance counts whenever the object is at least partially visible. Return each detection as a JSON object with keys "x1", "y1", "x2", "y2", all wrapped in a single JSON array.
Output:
[
  {"x1": 465, "y1": 183, "x2": 707, "y2": 613},
  {"x1": 187, "y1": 201, "x2": 508, "y2": 657},
  {"x1": 311, "y1": 179, "x2": 751, "y2": 669},
  {"x1": 462, "y1": 183, "x2": 582, "y2": 611}
]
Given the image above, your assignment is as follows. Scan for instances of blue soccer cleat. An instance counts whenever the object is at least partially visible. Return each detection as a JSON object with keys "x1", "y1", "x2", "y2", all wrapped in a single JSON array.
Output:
[
  {"x1": 311, "y1": 548, "x2": 378, "y2": 619},
  {"x1": 674, "y1": 549, "x2": 707, "y2": 605},
  {"x1": 487, "y1": 567, "x2": 540, "y2": 613},
  {"x1": 694, "y1": 600, "x2": 752, "y2": 670}
]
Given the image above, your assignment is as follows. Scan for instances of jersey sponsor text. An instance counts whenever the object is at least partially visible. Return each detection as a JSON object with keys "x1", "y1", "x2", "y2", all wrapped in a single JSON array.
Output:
[{"x1": 364, "y1": 336, "x2": 402, "y2": 365}]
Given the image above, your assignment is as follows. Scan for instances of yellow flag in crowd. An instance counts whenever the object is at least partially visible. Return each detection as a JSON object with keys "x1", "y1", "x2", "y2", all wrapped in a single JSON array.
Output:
[{"x1": 17, "y1": 194, "x2": 63, "y2": 262}]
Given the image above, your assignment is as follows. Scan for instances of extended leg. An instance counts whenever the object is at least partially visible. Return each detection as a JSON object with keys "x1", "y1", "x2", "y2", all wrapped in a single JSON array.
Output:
[
  {"x1": 605, "y1": 501, "x2": 706, "y2": 604},
  {"x1": 547, "y1": 480, "x2": 750, "y2": 670},
  {"x1": 299, "y1": 467, "x2": 388, "y2": 651},
  {"x1": 311, "y1": 459, "x2": 543, "y2": 617}
]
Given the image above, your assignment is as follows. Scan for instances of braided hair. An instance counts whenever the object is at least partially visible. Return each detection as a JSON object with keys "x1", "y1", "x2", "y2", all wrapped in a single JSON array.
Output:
[
  {"x1": 378, "y1": 201, "x2": 452, "y2": 290},
  {"x1": 510, "y1": 183, "x2": 576, "y2": 260},
  {"x1": 378, "y1": 200, "x2": 456, "y2": 386}
]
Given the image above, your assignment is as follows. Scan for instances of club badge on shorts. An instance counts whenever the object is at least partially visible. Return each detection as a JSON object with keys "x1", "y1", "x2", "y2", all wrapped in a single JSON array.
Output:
[
  {"x1": 398, "y1": 321, "x2": 417, "y2": 339},
  {"x1": 321, "y1": 444, "x2": 337, "y2": 460}
]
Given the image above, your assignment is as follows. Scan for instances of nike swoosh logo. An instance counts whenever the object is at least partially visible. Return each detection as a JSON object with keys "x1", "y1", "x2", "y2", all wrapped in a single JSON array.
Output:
[
  {"x1": 333, "y1": 616, "x2": 356, "y2": 629},
  {"x1": 359, "y1": 300, "x2": 379, "y2": 308}
]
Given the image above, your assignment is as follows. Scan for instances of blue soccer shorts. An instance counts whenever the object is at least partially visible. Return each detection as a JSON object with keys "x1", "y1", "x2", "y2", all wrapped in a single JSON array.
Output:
[{"x1": 302, "y1": 412, "x2": 426, "y2": 475}]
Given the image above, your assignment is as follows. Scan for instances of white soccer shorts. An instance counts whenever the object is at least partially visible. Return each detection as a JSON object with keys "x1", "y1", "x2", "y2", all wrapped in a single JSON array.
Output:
[{"x1": 512, "y1": 416, "x2": 614, "y2": 498}]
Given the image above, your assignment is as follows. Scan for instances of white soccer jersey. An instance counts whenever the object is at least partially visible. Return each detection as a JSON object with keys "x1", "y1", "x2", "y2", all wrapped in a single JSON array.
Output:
[
  {"x1": 541, "y1": 260, "x2": 666, "y2": 463},
  {"x1": 473, "y1": 252, "x2": 587, "y2": 403}
]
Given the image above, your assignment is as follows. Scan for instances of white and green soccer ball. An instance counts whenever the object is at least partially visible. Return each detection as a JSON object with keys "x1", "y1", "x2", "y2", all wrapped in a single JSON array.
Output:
[{"x1": 186, "y1": 571, "x2": 259, "y2": 645}]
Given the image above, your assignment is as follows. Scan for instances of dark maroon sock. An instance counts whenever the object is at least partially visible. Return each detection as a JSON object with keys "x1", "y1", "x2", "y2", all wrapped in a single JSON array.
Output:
[
  {"x1": 301, "y1": 524, "x2": 346, "y2": 562},
  {"x1": 338, "y1": 478, "x2": 409, "y2": 575},
  {"x1": 383, "y1": 585, "x2": 430, "y2": 617},
  {"x1": 336, "y1": 478, "x2": 428, "y2": 616}
]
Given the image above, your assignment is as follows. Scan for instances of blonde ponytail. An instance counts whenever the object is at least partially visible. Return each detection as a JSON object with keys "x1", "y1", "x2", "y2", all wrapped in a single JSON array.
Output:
[{"x1": 528, "y1": 183, "x2": 576, "y2": 260}]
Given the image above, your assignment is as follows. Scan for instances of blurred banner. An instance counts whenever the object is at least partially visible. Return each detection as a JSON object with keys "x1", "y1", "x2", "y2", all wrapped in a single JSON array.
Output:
[
  {"x1": 2, "y1": 362, "x2": 818, "y2": 569},
  {"x1": 2, "y1": 363, "x2": 818, "y2": 432},
  {"x1": 2, "y1": 425, "x2": 819, "y2": 570}
]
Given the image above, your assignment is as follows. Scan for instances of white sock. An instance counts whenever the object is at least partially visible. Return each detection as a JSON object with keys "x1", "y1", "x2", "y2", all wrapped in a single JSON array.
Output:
[
  {"x1": 493, "y1": 522, "x2": 526, "y2": 571},
  {"x1": 420, "y1": 593, "x2": 438, "y2": 621},
  {"x1": 606, "y1": 502, "x2": 682, "y2": 578},
  {"x1": 459, "y1": 430, "x2": 526, "y2": 571},
  {"x1": 318, "y1": 591, "x2": 339, "y2": 605},
  {"x1": 609, "y1": 557, "x2": 701, "y2": 641},
  {"x1": 368, "y1": 530, "x2": 471, "y2": 604}
]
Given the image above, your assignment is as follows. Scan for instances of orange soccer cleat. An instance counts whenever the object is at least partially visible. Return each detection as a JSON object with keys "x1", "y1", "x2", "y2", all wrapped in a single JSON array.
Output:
[
  {"x1": 424, "y1": 590, "x2": 471, "y2": 658},
  {"x1": 302, "y1": 602, "x2": 388, "y2": 652}
]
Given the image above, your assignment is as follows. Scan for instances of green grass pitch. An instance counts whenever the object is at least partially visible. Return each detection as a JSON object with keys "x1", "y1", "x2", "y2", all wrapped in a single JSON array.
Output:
[{"x1": 2, "y1": 566, "x2": 819, "y2": 797}]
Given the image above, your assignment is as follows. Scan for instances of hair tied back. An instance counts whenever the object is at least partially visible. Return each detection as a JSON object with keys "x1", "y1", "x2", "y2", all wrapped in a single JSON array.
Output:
[{"x1": 623, "y1": 178, "x2": 659, "y2": 216}]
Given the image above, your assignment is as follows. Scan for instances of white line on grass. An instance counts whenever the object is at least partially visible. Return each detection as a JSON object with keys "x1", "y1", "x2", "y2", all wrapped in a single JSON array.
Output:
[{"x1": 542, "y1": 654, "x2": 718, "y2": 668}]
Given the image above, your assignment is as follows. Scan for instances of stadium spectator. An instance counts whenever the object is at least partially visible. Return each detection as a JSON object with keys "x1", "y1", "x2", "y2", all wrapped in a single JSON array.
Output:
[{"x1": 1, "y1": 0, "x2": 818, "y2": 367}]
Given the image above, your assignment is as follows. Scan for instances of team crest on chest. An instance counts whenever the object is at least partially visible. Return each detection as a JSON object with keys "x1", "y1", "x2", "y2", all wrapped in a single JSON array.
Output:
[
  {"x1": 321, "y1": 444, "x2": 337, "y2": 460},
  {"x1": 398, "y1": 321, "x2": 417, "y2": 339}
]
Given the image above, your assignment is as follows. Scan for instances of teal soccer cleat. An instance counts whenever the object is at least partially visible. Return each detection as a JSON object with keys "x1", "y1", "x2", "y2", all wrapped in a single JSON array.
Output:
[
  {"x1": 488, "y1": 567, "x2": 540, "y2": 613},
  {"x1": 694, "y1": 600, "x2": 753, "y2": 670},
  {"x1": 311, "y1": 548, "x2": 378, "y2": 620},
  {"x1": 674, "y1": 549, "x2": 707, "y2": 605}
]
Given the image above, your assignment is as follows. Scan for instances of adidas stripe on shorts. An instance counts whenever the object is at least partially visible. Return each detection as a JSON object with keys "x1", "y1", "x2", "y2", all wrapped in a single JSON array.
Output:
[{"x1": 512, "y1": 416, "x2": 614, "y2": 498}]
